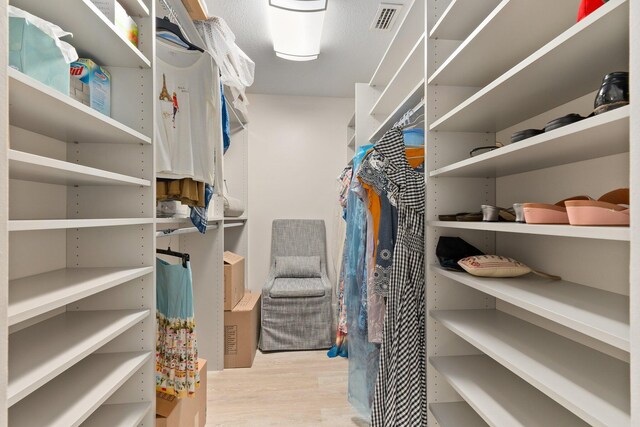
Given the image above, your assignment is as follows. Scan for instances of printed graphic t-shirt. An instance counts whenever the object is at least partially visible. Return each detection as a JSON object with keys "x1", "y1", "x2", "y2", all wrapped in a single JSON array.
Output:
[{"x1": 156, "y1": 42, "x2": 217, "y2": 185}]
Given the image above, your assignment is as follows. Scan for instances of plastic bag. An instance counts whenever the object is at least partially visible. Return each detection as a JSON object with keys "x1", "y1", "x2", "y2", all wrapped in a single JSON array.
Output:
[
  {"x1": 8, "y1": 6, "x2": 78, "y2": 64},
  {"x1": 194, "y1": 17, "x2": 254, "y2": 115}
]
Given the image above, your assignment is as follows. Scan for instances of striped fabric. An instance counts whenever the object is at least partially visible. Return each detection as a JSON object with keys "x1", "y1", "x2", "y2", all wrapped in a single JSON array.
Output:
[{"x1": 370, "y1": 127, "x2": 426, "y2": 426}]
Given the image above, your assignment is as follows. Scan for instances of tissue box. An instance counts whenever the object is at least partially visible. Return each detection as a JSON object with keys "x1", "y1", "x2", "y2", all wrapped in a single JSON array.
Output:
[
  {"x1": 90, "y1": 0, "x2": 138, "y2": 47},
  {"x1": 9, "y1": 16, "x2": 70, "y2": 94},
  {"x1": 70, "y1": 59, "x2": 111, "y2": 116}
]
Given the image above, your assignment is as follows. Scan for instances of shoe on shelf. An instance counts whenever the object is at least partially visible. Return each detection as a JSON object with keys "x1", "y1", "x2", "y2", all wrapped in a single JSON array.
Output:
[
  {"x1": 565, "y1": 188, "x2": 630, "y2": 226},
  {"x1": 594, "y1": 71, "x2": 629, "y2": 115},
  {"x1": 481, "y1": 205, "x2": 516, "y2": 222},
  {"x1": 523, "y1": 196, "x2": 592, "y2": 224},
  {"x1": 511, "y1": 129, "x2": 544, "y2": 144},
  {"x1": 544, "y1": 113, "x2": 587, "y2": 132}
]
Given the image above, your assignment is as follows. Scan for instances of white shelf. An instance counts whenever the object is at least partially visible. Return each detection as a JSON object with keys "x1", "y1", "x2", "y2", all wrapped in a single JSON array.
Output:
[
  {"x1": 429, "y1": 402, "x2": 487, "y2": 427},
  {"x1": 430, "y1": 355, "x2": 589, "y2": 427},
  {"x1": 348, "y1": 112, "x2": 355, "y2": 128},
  {"x1": 224, "y1": 222, "x2": 244, "y2": 229},
  {"x1": 370, "y1": 34, "x2": 425, "y2": 117},
  {"x1": 429, "y1": 0, "x2": 577, "y2": 87},
  {"x1": 156, "y1": 217, "x2": 191, "y2": 224},
  {"x1": 369, "y1": 0, "x2": 425, "y2": 87},
  {"x1": 9, "y1": 69, "x2": 151, "y2": 145},
  {"x1": 429, "y1": 221, "x2": 630, "y2": 241},
  {"x1": 431, "y1": 265, "x2": 629, "y2": 351},
  {"x1": 431, "y1": 310, "x2": 630, "y2": 426},
  {"x1": 9, "y1": 309, "x2": 149, "y2": 406},
  {"x1": 9, "y1": 218, "x2": 154, "y2": 232},
  {"x1": 429, "y1": 0, "x2": 500, "y2": 41},
  {"x1": 430, "y1": 0, "x2": 629, "y2": 132},
  {"x1": 347, "y1": 134, "x2": 355, "y2": 148},
  {"x1": 81, "y1": 402, "x2": 151, "y2": 427},
  {"x1": 11, "y1": 0, "x2": 151, "y2": 68},
  {"x1": 9, "y1": 150, "x2": 150, "y2": 187},
  {"x1": 430, "y1": 106, "x2": 630, "y2": 178},
  {"x1": 9, "y1": 267, "x2": 152, "y2": 326},
  {"x1": 118, "y1": 0, "x2": 149, "y2": 17},
  {"x1": 9, "y1": 351, "x2": 150, "y2": 427},
  {"x1": 369, "y1": 79, "x2": 424, "y2": 143},
  {"x1": 224, "y1": 217, "x2": 247, "y2": 222}
]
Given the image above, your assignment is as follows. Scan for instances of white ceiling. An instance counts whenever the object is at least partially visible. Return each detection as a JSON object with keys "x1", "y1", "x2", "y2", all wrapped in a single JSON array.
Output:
[{"x1": 204, "y1": 0, "x2": 409, "y2": 97}]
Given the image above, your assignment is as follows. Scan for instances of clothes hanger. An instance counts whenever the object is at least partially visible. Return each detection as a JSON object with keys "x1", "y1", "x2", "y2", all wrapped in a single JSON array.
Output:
[
  {"x1": 403, "y1": 114, "x2": 424, "y2": 130},
  {"x1": 157, "y1": 245, "x2": 190, "y2": 268},
  {"x1": 155, "y1": 17, "x2": 204, "y2": 52}
]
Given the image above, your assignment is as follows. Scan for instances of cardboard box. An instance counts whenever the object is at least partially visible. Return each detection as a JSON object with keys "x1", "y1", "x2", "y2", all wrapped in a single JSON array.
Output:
[
  {"x1": 70, "y1": 58, "x2": 111, "y2": 116},
  {"x1": 223, "y1": 251, "x2": 245, "y2": 311},
  {"x1": 181, "y1": 0, "x2": 209, "y2": 20},
  {"x1": 224, "y1": 292, "x2": 260, "y2": 369},
  {"x1": 89, "y1": 0, "x2": 138, "y2": 46},
  {"x1": 156, "y1": 359, "x2": 207, "y2": 427}
]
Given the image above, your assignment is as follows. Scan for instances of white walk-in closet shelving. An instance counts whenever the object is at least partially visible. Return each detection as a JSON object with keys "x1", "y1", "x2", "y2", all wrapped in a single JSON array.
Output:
[
  {"x1": 2, "y1": 0, "x2": 156, "y2": 425},
  {"x1": 425, "y1": 0, "x2": 638, "y2": 426}
]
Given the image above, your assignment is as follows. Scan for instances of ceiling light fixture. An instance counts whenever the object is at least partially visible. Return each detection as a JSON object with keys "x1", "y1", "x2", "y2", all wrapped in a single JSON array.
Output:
[{"x1": 268, "y1": 0, "x2": 327, "y2": 61}]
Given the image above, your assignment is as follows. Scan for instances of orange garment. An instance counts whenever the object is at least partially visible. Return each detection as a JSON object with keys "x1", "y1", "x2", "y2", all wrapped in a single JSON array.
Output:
[
  {"x1": 157, "y1": 178, "x2": 206, "y2": 207},
  {"x1": 405, "y1": 147, "x2": 424, "y2": 169}
]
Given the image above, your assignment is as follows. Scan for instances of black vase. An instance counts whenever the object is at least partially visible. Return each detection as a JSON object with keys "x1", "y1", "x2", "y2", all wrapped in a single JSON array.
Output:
[{"x1": 594, "y1": 71, "x2": 629, "y2": 115}]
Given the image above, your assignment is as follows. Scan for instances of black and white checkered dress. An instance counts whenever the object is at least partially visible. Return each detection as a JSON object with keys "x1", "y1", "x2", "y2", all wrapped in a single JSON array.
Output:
[{"x1": 370, "y1": 127, "x2": 426, "y2": 426}]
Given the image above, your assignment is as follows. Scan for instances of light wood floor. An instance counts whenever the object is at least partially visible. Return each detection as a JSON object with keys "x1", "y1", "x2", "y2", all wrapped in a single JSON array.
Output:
[{"x1": 206, "y1": 350, "x2": 369, "y2": 426}]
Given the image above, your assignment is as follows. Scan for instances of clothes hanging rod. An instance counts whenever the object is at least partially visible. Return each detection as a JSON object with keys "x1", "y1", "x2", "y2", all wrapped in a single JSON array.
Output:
[
  {"x1": 223, "y1": 222, "x2": 244, "y2": 229},
  {"x1": 395, "y1": 98, "x2": 425, "y2": 128},
  {"x1": 155, "y1": 223, "x2": 218, "y2": 237}
]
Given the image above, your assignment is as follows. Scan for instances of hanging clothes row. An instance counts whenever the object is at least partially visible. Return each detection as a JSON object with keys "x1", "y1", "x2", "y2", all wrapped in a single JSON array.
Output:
[{"x1": 331, "y1": 123, "x2": 426, "y2": 424}]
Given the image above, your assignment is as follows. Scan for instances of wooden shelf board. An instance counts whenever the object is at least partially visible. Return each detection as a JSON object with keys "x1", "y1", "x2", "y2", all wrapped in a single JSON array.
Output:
[
  {"x1": 431, "y1": 265, "x2": 629, "y2": 351},
  {"x1": 430, "y1": 0, "x2": 629, "y2": 132},
  {"x1": 370, "y1": 34, "x2": 425, "y2": 117},
  {"x1": 9, "y1": 150, "x2": 150, "y2": 187},
  {"x1": 369, "y1": 0, "x2": 425, "y2": 87},
  {"x1": 9, "y1": 69, "x2": 151, "y2": 145},
  {"x1": 81, "y1": 402, "x2": 151, "y2": 427},
  {"x1": 431, "y1": 309, "x2": 630, "y2": 426},
  {"x1": 9, "y1": 352, "x2": 150, "y2": 427},
  {"x1": 429, "y1": 221, "x2": 630, "y2": 241},
  {"x1": 369, "y1": 79, "x2": 424, "y2": 143},
  {"x1": 9, "y1": 266, "x2": 152, "y2": 326},
  {"x1": 9, "y1": 309, "x2": 149, "y2": 406},
  {"x1": 429, "y1": 107, "x2": 629, "y2": 178},
  {"x1": 10, "y1": 0, "x2": 151, "y2": 68},
  {"x1": 430, "y1": 355, "x2": 590, "y2": 427},
  {"x1": 9, "y1": 218, "x2": 154, "y2": 232},
  {"x1": 429, "y1": 0, "x2": 500, "y2": 41}
]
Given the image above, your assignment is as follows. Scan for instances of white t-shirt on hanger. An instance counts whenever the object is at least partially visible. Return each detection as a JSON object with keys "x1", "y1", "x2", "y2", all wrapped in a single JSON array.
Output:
[{"x1": 156, "y1": 41, "x2": 217, "y2": 185}]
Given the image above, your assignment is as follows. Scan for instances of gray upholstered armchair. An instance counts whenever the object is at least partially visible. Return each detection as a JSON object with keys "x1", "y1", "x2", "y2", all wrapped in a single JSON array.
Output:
[{"x1": 259, "y1": 219, "x2": 333, "y2": 351}]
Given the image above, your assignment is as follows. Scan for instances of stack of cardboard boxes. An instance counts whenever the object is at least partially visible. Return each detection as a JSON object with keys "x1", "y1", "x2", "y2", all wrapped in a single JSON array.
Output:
[{"x1": 223, "y1": 251, "x2": 261, "y2": 369}]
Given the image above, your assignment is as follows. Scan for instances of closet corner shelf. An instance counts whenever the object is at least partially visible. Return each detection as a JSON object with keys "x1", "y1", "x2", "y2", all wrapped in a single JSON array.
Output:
[
  {"x1": 81, "y1": 402, "x2": 152, "y2": 427},
  {"x1": 429, "y1": 355, "x2": 590, "y2": 427},
  {"x1": 348, "y1": 134, "x2": 356, "y2": 148},
  {"x1": 348, "y1": 112, "x2": 356, "y2": 129},
  {"x1": 429, "y1": 106, "x2": 629, "y2": 178},
  {"x1": 431, "y1": 265, "x2": 629, "y2": 351},
  {"x1": 369, "y1": 33, "x2": 425, "y2": 117},
  {"x1": 8, "y1": 309, "x2": 149, "y2": 406},
  {"x1": 428, "y1": 0, "x2": 578, "y2": 87},
  {"x1": 429, "y1": 402, "x2": 488, "y2": 427},
  {"x1": 9, "y1": 150, "x2": 151, "y2": 187},
  {"x1": 431, "y1": 309, "x2": 630, "y2": 426},
  {"x1": 428, "y1": 221, "x2": 630, "y2": 241},
  {"x1": 369, "y1": 79, "x2": 424, "y2": 142},
  {"x1": 429, "y1": 0, "x2": 629, "y2": 132},
  {"x1": 8, "y1": 266, "x2": 153, "y2": 326},
  {"x1": 9, "y1": 69, "x2": 151, "y2": 146},
  {"x1": 9, "y1": 218, "x2": 154, "y2": 232},
  {"x1": 9, "y1": 351, "x2": 151, "y2": 427},
  {"x1": 369, "y1": 0, "x2": 425, "y2": 87},
  {"x1": 118, "y1": 0, "x2": 149, "y2": 17},
  {"x1": 429, "y1": 0, "x2": 500, "y2": 41},
  {"x1": 10, "y1": 0, "x2": 151, "y2": 68}
]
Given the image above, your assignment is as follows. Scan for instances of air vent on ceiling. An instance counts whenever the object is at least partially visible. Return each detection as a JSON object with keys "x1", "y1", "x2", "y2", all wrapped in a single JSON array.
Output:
[{"x1": 371, "y1": 3, "x2": 402, "y2": 31}]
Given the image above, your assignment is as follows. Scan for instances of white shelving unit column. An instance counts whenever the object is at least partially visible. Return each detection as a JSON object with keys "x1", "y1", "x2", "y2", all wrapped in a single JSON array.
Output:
[
  {"x1": 426, "y1": 0, "x2": 634, "y2": 425},
  {"x1": 0, "y1": 1, "x2": 8, "y2": 425},
  {"x1": 5, "y1": 0, "x2": 156, "y2": 425}
]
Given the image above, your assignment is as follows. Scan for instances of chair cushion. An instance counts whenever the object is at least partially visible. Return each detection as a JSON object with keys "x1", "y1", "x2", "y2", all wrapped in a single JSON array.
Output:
[
  {"x1": 274, "y1": 256, "x2": 321, "y2": 278},
  {"x1": 269, "y1": 278, "x2": 326, "y2": 298}
]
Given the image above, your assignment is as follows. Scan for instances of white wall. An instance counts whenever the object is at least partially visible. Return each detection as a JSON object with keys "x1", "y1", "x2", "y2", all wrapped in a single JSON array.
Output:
[{"x1": 246, "y1": 94, "x2": 353, "y2": 292}]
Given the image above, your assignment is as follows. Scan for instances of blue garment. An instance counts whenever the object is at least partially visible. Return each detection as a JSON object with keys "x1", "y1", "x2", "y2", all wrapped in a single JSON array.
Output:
[
  {"x1": 190, "y1": 184, "x2": 214, "y2": 233},
  {"x1": 156, "y1": 258, "x2": 195, "y2": 319},
  {"x1": 346, "y1": 144, "x2": 379, "y2": 418},
  {"x1": 221, "y1": 84, "x2": 230, "y2": 154}
]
